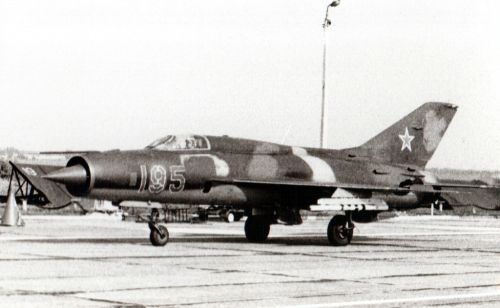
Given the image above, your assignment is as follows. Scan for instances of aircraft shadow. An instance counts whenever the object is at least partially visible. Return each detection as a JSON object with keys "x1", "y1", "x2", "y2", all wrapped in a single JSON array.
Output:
[
  {"x1": 17, "y1": 235, "x2": 436, "y2": 247},
  {"x1": 169, "y1": 235, "x2": 417, "y2": 246}
]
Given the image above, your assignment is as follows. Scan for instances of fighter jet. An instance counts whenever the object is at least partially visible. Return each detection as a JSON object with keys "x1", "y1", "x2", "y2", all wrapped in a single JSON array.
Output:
[{"x1": 22, "y1": 102, "x2": 496, "y2": 246}]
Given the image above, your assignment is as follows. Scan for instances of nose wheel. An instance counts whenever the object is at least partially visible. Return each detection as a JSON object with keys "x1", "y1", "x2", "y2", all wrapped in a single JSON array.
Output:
[
  {"x1": 149, "y1": 222, "x2": 169, "y2": 246},
  {"x1": 148, "y1": 208, "x2": 169, "y2": 246},
  {"x1": 327, "y1": 214, "x2": 354, "y2": 246}
]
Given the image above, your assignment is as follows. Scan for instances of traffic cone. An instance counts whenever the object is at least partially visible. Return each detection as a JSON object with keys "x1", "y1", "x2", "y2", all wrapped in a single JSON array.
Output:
[{"x1": 1, "y1": 190, "x2": 19, "y2": 226}]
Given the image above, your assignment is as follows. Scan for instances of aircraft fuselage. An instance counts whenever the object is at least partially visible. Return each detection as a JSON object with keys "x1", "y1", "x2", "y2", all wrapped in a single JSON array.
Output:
[{"x1": 57, "y1": 144, "x2": 436, "y2": 210}]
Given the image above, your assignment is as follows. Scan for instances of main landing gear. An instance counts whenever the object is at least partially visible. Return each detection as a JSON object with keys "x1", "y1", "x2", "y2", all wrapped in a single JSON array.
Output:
[
  {"x1": 148, "y1": 209, "x2": 169, "y2": 246},
  {"x1": 244, "y1": 215, "x2": 271, "y2": 242},
  {"x1": 327, "y1": 212, "x2": 354, "y2": 246},
  {"x1": 243, "y1": 212, "x2": 356, "y2": 246}
]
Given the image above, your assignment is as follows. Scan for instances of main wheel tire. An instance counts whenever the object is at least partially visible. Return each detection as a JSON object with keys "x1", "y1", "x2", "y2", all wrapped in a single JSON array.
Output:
[
  {"x1": 244, "y1": 216, "x2": 270, "y2": 242},
  {"x1": 225, "y1": 211, "x2": 235, "y2": 223},
  {"x1": 327, "y1": 215, "x2": 353, "y2": 246},
  {"x1": 150, "y1": 224, "x2": 169, "y2": 246}
]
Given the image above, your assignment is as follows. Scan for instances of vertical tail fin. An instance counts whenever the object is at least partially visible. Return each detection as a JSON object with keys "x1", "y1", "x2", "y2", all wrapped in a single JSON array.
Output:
[{"x1": 357, "y1": 102, "x2": 457, "y2": 168}]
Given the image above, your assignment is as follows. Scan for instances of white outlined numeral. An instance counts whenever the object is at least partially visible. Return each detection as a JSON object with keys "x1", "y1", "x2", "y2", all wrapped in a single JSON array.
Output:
[{"x1": 169, "y1": 165, "x2": 186, "y2": 192}]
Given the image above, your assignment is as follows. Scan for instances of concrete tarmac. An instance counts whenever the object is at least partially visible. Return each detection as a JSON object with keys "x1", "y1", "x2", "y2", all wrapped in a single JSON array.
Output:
[{"x1": 0, "y1": 215, "x2": 499, "y2": 307}]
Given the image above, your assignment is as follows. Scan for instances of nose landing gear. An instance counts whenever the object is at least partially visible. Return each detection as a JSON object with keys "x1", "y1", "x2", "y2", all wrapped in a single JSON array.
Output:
[
  {"x1": 148, "y1": 208, "x2": 169, "y2": 246},
  {"x1": 327, "y1": 213, "x2": 354, "y2": 246},
  {"x1": 149, "y1": 222, "x2": 169, "y2": 246}
]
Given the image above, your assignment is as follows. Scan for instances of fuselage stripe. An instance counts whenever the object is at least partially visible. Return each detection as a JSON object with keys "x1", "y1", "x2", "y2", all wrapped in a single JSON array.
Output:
[{"x1": 292, "y1": 147, "x2": 336, "y2": 182}]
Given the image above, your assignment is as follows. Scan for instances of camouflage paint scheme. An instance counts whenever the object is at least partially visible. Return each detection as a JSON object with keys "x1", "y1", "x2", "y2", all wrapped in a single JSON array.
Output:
[{"x1": 46, "y1": 102, "x2": 458, "y2": 216}]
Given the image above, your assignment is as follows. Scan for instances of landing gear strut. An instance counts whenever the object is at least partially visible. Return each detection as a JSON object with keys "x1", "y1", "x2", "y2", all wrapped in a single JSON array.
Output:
[
  {"x1": 244, "y1": 215, "x2": 271, "y2": 242},
  {"x1": 148, "y1": 208, "x2": 169, "y2": 246},
  {"x1": 327, "y1": 212, "x2": 354, "y2": 246}
]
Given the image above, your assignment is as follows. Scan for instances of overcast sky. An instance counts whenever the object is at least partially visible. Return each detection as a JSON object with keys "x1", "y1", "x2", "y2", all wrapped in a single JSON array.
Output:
[{"x1": 0, "y1": 0, "x2": 499, "y2": 170}]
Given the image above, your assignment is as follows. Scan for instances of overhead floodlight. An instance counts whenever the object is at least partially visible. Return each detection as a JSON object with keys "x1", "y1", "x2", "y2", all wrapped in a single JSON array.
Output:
[
  {"x1": 323, "y1": 0, "x2": 341, "y2": 28},
  {"x1": 329, "y1": 0, "x2": 341, "y2": 7}
]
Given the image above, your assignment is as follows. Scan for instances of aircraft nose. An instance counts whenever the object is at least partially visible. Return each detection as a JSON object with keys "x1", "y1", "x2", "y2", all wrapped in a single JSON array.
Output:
[{"x1": 42, "y1": 165, "x2": 88, "y2": 186}]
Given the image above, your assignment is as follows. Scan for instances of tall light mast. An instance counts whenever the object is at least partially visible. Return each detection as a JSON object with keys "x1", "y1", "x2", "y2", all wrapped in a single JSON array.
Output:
[{"x1": 320, "y1": 0, "x2": 341, "y2": 148}]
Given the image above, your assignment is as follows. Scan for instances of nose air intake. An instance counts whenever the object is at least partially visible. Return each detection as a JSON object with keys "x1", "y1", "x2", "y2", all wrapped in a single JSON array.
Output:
[
  {"x1": 42, "y1": 155, "x2": 93, "y2": 196},
  {"x1": 42, "y1": 165, "x2": 88, "y2": 186}
]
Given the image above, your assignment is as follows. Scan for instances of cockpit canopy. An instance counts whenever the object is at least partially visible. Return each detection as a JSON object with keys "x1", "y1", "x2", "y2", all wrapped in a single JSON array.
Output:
[{"x1": 146, "y1": 134, "x2": 211, "y2": 151}]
